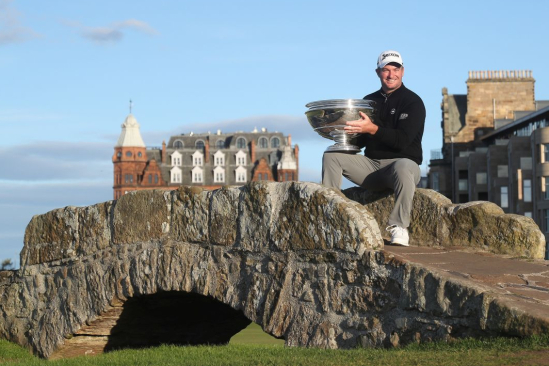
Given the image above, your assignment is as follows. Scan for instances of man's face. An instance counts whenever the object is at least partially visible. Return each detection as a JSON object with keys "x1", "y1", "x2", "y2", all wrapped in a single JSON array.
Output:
[{"x1": 376, "y1": 64, "x2": 404, "y2": 93}]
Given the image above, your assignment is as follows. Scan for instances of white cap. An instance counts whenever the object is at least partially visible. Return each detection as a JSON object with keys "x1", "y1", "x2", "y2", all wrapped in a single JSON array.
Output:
[{"x1": 377, "y1": 50, "x2": 403, "y2": 69}]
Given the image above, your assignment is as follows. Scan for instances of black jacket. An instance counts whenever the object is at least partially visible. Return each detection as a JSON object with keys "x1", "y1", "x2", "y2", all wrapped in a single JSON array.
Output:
[{"x1": 357, "y1": 84, "x2": 425, "y2": 165}]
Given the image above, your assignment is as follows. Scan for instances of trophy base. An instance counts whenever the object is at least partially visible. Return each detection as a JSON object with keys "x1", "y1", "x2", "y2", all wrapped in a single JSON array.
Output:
[{"x1": 325, "y1": 143, "x2": 361, "y2": 153}]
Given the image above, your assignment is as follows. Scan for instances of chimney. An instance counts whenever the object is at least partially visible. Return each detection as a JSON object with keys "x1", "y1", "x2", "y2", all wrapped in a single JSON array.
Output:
[
  {"x1": 287, "y1": 134, "x2": 292, "y2": 146},
  {"x1": 205, "y1": 136, "x2": 210, "y2": 163},
  {"x1": 251, "y1": 140, "x2": 256, "y2": 163},
  {"x1": 162, "y1": 140, "x2": 166, "y2": 164}
]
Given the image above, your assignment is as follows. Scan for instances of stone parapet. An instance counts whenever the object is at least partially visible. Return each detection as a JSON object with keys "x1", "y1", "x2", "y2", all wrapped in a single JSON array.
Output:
[{"x1": 343, "y1": 188, "x2": 546, "y2": 259}]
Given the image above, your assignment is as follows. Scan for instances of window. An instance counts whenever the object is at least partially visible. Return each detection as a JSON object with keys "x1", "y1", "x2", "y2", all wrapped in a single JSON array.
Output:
[
  {"x1": 258, "y1": 137, "x2": 268, "y2": 148},
  {"x1": 192, "y1": 151, "x2": 204, "y2": 166},
  {"x1": 125, "y1": 174, "x2": 133, "y2": 183},
  {"x1": 501, "y1": 186, "x2": 509, "y2": 208},
  {"x1": 235, "y1": 166, "x2": 247, "y2": 183},
  {"x1": 171, "y1": 151, "x2": 182, "y2": 166},
  {"x1": 285, "y1": 172, "x2": 289, "y2": 181},
  {"x1": 192, "y1": 167, "x2": 203, "y2": 183},
  {"x1": 148, "y1": 174, "x2": 152, "y2": 184},
  {"x1": 497, "y1": 165, "x2": 508, "y2": 178},
  {"x1": 525, "y1": 212, "x2": 532, "y2": 218},
  {"x1": 271, "y1": 137, "x2": 280, "y2": 148},
  {"x1": 174, "y1": 140, "x2": 184, "y2": 149},
  {"x1": 138, "y1": 152, "x2": 142, "y2": 158},
  {"x1": 431, "y1": 172, "x2": 439, "y2": 191},
  {"x1": 237, "y1": 137, "x2": 247, "y2": 149},
  {"x1": 545, "y1": 144, "x2": 549, "y2": 163},
  {"x1": 476, "y1": 172, "x2": 487, "y2": 185},
  {"x1": 545, "y1": 178, "x2": 549, "y2": 200},
  {"x1": 214, "y1": 166, "x2": 225, "y2": 183},
  {"x1": 458, "y1": 170, "x2": 468, "y2": 191},
  {"x1": 524, "y1": 179, "x2": 532, "y2": 202},
  {"x1": 126, "y1": 151, "x2": 132, "y2": 157},
  {"x1": 196, "y1": 140, "x2": 205, "y2": 149},
  {"x1": 236, "y1": 150, "x2": 247, "y2": 166},
  {"x1": 214, "y1": 151, "x2": 225, "y2": 166},
  {"x1": 171, "y1": 167, "x2": 182, "y2": 183},
  {"x1": 216, "y1": 139, "x2": 225, "y2": 149},
  {"x1": 154, "y1": 174, "x2": 159, "y2": 184}
]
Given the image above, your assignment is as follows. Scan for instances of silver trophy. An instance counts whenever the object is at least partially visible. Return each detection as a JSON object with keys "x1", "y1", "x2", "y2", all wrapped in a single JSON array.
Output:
[{"x1": 305, "y1": 99, "x2": 376, "y2": 153}]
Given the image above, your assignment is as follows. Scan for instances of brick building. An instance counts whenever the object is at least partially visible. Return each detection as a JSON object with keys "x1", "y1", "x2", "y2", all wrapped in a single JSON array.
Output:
[
  {"x1": 113, "y1": 113, "x2": 299, "y2": 199},
  {"x1": 428, "y1": 70, "x2": 549, "y2": 257}
]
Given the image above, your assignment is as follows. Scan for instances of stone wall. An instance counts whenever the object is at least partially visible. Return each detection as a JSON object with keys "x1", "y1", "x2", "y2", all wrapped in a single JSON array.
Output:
[
  {"x1": 0, "y1": 182, "x2": 547, "y2": 359},
  {"x1": 343, "y1": 188, "x2": 546, "y2": 259}
]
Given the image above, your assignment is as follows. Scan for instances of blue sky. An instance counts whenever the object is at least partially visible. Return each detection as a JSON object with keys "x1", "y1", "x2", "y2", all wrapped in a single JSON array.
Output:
[{"x1": 2, "y1": 0, "x2": 549, "y2": 266}]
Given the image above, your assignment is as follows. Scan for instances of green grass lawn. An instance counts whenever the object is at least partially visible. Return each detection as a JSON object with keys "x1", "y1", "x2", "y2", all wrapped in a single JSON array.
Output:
[{"x1": 1, "y1": 325, "x2": 548, "y2": 366}]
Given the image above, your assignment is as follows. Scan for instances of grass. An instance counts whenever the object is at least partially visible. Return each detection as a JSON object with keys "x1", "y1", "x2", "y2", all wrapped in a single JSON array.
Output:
[{"x1": 1, "y1": 325, "x2": 548, "y2": 366}]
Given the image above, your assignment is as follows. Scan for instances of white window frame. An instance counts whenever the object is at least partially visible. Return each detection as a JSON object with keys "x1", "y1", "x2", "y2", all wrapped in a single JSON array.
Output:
[
  {"x1": 236, "y1": 150, "x2": 247, "y2": 166},
  {"x1": 192, "y1": 150, "x2": 204, "y2": 166},
  {"x1": 214, "y1": 166, "x2": 225, "y2": 183},
  {"x1": 170, "y1": 166, "x2": 182, "y2": 183},
  {"x1": 171, "y1": 151, "x2": 182, "y2": 166},
  {"x1": 192, "y1": 166, "x2": 203, "y2": 183},
  {"x1": 214, "y1": 150, "x2": 225, "y2": 166},
  {"x1": 235, "y1": 166, "x2": 247, "y2": 183}
]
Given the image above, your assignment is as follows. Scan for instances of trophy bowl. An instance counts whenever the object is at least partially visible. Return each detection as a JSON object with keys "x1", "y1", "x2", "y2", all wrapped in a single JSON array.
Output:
[{"x1": 305, "y1": 99, "x2": 376, "y2": 153}]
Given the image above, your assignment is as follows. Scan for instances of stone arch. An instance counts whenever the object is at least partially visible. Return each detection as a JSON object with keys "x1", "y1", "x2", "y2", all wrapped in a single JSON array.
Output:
[
  {"x1": 12, "y1": 182, "x2": 382, "y2": 358},
  {"x1": 3, "y1": 183, "x2": 548, "y2": 359},
  {"x1": 52, "y1": 291, "x2": 251, "y2": 358}
]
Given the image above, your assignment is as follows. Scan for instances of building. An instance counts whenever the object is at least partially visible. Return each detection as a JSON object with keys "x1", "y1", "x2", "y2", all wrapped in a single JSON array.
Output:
[
  {"x1": 113, "y1": 113, "x2": 299, "y2": 199},
  {"x1": 428, "y1": 70, "x2": 549, "y2": 254}
]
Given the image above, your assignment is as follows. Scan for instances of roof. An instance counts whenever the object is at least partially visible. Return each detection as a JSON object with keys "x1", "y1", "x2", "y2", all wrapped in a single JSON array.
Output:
[
  {"x1": 481, "y1": 104, "x2": 549, "y2": 141},
  {"x1": 115, "y1": 114, "x2": 146, "y2": 147}
]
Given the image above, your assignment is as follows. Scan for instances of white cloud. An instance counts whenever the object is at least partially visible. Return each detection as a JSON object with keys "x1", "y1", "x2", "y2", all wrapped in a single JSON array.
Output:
[
  {"x1": 0, "y1": 141, "x2": 112, "y2": 181},
  {"x1": 63, "y1": 18, "x2": 159, "y2": 44},
  {"x1": 0, "y1": 0, "x2": 40, "y2": 45}
]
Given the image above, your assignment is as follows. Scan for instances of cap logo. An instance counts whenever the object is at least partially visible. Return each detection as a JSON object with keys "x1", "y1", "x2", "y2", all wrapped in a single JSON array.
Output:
[{"x1": 382, "y1": 53, "x2": 400, "y2": 60}]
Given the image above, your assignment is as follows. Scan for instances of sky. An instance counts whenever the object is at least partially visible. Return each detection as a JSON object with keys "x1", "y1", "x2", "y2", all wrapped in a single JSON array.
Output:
[{"x1": 2, "y1": 0, "x2": 549, "y2": 267}]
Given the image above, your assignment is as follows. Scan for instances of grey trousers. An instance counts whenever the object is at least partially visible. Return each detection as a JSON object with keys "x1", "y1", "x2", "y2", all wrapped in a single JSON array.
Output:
[{"x1": 322, "y1": 152, "x2": 421, "y2": 228}]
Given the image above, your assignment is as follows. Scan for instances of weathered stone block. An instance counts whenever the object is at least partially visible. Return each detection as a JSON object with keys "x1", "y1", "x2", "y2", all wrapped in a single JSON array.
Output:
[
  {"x1": 112, "y1": 190, "x2": 171, "y2": 244},
  {"x1": 170, "y1": 186, "x2": 211, "y2": 243},
  {"x1": 343, "y1": 187, "x2": 546, "y2": 259}
]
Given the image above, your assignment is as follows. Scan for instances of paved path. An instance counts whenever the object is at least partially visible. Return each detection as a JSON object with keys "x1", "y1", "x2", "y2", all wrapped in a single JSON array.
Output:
[{"x1": 384, "y1": 245, "x2": 549, "y2": 321}]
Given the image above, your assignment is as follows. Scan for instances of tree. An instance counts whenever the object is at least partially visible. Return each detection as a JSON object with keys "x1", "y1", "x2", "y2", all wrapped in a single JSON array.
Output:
[{"x1": 1, "y1": 259, "x2": 14, "y2": 270}]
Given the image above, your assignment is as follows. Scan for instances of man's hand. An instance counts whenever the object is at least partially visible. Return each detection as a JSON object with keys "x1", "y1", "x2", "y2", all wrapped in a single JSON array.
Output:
[{"x1": 344, "y1": 111, "x2": 378, "y2": 135}]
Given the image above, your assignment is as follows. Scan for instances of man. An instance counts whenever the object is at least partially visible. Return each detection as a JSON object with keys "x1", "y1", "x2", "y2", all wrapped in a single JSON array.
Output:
[{"x1": 322, "y1": 50, "x2": 425, "y2": 246}]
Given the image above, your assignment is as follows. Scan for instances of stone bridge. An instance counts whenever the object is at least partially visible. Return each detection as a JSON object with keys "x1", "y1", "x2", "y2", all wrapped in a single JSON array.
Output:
[{"x1": 0, "y1": 182, "x2": 547, "y2": 359}]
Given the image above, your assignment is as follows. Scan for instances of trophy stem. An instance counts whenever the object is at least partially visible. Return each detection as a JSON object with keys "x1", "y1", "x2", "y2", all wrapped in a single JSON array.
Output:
[{"x1": 326, "y1": 130, "x2": 360, "y2": 153}]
